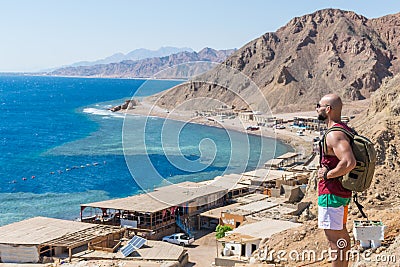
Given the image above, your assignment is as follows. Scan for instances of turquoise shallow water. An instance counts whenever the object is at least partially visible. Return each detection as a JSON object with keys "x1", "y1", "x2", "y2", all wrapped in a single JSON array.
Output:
[{"x1": 0, "y1": 76, "x2": 291, "y2": 226}]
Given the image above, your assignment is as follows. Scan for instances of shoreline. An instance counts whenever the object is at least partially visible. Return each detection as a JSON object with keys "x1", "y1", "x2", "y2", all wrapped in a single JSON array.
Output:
[
  {"x1": 2, "y1": 73, "x2": 189, "y2": 82},
  {"x1": 120, "y1": 100, "x2": 316, "y2": 157}
]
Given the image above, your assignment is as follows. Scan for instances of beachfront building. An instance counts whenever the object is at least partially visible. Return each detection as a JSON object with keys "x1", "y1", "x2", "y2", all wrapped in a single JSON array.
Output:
[
  {"x1": 216, "y1": 218, "x2": 301, "y2": 263},
  {"x1": 195, "y1": 107, "x2": 235, "y2": 118},
  {"x1": 80, "y1": 182, "x2": 227, "y2": 239},
  {"x1": 0, "y1": 217, "x2": 124, "y2": 263},
  {"x1": 263, "y1": 158, "x2": 285, "y2": 169},
  {"x1": 214, "y1": 106, "x2": 236, "y2": 117},
  {"x1": 253, "y1": 114, "x2": 275, "y2": 126},
  {"x1": 238, "y1": 111, "x2": 254, "y2": 122},
  {"x1": 199, "y1": 194, "x2": 268, "y2": 230},
  {"x1": 277, "y1": 152, "x2": 299, "y2": 166},
  {"x1": 293, "y1": 116, "x2": 321, "y2": 130},
  {"x1": 263, "y1": 152, "x2": 299, "y2": 170},
  {"x1": 219, "y1": 198, "x2": 284, "y2": 229},
  {"x1": 199, "y1": 173, "x2": 252, "y2": 200},
  {"x1": 242, "y1": 168, "x2": 287, "y2": 189},
  {"x1": 293, "y1": 115, "x2": 349, "y2": 131},
  {"x1": 200, "y1": 192, "x2": 309, "y2": 232}
]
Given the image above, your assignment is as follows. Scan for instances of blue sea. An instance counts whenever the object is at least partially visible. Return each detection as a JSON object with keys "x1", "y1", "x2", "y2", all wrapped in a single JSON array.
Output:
[{"x1": 0, "y1": 75, "x2": 291, "y2": 226}]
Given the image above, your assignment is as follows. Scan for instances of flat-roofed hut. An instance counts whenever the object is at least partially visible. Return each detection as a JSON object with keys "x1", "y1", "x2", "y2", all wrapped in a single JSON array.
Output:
[{"x1": 0, "y1": 217, "x2": 124, "y2": 263}]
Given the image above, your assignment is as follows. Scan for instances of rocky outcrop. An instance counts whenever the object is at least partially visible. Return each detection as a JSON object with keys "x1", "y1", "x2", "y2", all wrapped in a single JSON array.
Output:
[
  {"x1": 50, "y1": 48, "x2": 235, "y2": 78},
  {"x1": 109, "y1": 99, "x2": 139, "y2": 112},
  {"x1": 156, "y1": 9, "x2": 400, "y2": 113}
]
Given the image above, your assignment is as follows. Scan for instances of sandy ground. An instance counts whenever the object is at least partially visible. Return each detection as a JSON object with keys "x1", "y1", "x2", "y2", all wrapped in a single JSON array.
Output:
[{"x1": 184, "y1": 231, "x2": 219, "y2": 267}]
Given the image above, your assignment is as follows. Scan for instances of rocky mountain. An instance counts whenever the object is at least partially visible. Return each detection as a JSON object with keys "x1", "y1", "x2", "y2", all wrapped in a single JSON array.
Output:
[
  {"x1": 154, "y1": 9, "x2": 400, "y2": 113},
  {"x1": 65, "y1": 46, "x2": 193, "y2": 68},
  {"x1": 49, "y1": 48, "x2": 235, "y2": 78}
]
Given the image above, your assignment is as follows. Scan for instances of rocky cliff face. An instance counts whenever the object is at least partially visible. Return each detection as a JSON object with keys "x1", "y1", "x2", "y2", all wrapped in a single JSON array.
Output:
[
  {"x1": 156, "y1": 9, "x2": 400, "y2": 113},
  {"x1": 353, "y1": 73, "x2": 400, "y2": 171},
  {"x1": 50, "y1": 48, "x2": 235, "y2": 78}
]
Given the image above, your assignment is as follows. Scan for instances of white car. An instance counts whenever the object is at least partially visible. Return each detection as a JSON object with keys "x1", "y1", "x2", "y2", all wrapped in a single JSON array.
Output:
[{"x1": 162, "y1": 233, "x2": 195, "y2": 246}]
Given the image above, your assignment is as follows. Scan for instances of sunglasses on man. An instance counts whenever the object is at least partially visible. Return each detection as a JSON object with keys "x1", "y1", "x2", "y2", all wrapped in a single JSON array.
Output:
[{"x1": 316, "y1": 103, "x2": 331, "y2": 109}]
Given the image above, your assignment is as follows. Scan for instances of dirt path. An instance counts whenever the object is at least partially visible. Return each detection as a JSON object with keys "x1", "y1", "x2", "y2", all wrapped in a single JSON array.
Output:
[{"x1": 185, "y1": 231, "x2": 219, "y2": 267}]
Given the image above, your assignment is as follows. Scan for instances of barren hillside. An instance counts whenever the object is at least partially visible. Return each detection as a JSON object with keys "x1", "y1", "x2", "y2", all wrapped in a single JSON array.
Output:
[{"x1": 154, "y1": 9, "x2": 400, "y2": 113}]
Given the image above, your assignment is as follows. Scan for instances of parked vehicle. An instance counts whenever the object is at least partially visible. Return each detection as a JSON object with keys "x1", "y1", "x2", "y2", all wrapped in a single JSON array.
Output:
[
  {"x1": 274, "y1": 124, "x2": 286, "y2": 129},
  {"x1": 246, "y1": 126, "x2": 260, "y2": 131},
  {"x1": 162, "y1": 233, "x2": 195, "y2": 246},
  {"x1": 296, "y1": 130, "x2": 304, "y2": 136}
]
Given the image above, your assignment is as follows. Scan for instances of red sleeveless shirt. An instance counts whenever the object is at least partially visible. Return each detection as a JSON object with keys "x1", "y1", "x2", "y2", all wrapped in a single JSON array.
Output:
[{"x1": 318, "y1": 122, "x2": 352, "y2": 198}]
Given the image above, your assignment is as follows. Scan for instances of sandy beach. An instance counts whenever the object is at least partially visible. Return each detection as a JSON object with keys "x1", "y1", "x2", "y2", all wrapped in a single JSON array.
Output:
[{"x1": 121, "y1": 100, "x2": 318, "y2": 157}]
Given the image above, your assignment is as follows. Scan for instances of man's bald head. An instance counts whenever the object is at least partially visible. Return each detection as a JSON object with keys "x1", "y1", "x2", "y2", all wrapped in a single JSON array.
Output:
[
  {"x1": 317, "y1": 93, "x2": 343, "y2": 122},
  {"x1": 321, "y1": 94, "x2": 343, "y2": 111}
]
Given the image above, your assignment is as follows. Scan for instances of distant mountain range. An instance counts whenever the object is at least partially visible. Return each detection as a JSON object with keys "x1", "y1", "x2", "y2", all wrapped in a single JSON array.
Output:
[
  {"x1": 66, "y1": 46, "x2": 194, "y2": 68},
  {"x1": 153, "y1": 9, "x2": 400, "y2": 113},
  {"x1": 49, "y1": 48, "x2": 236, "y2": 78}
]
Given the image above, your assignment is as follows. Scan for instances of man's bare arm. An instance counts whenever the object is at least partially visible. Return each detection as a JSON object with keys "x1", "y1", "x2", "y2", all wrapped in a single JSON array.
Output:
[{"x1": 325, "y1": 131, "x2": 356, "y2": 179}]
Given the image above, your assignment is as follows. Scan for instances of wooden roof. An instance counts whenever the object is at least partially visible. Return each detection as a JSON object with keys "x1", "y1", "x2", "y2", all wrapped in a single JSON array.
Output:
[
  {"x1": 199, "y1": 174, "x2": 251, "y2": 191},
  {"x1": 243, "y1": 169, "x2": 285, "y2": 182},
  {"x1": 82, "y1": 181, "x2": 227, "y2": 213},
  {"x1": 200, "y1": 203, "x2": 242, "y2": 219},
  {"x1": 0, "y1": 217, "x2": 97, "y2": 245},
  {"x1": 43, "y1": 224, "x2": 123, "y2": 248},
  {"x1": 277, "y1": 152, "x2": 298, "y2": 159},
  {"x1": 264, "y1": 158, "x2": 284, "y2": 166}
]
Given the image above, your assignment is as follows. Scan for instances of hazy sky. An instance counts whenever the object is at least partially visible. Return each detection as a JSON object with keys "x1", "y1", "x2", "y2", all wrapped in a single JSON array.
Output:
[{"x1": 1, "y1": 0, "x2": 399, "y2": 72}]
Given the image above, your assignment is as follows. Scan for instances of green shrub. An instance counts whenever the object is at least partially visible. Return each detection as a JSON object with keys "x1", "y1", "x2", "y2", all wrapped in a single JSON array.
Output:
[{"x1": 215, "y1": 224, "x2": 233, "y2": 239}]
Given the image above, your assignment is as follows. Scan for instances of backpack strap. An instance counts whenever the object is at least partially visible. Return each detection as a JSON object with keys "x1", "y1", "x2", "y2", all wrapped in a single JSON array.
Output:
[
  {"x1": 322, "y1": 126, "x2": 355, "y2": 154},
  {"x1": 353, "y1": 193, "x2": 368, "y2": 219}
]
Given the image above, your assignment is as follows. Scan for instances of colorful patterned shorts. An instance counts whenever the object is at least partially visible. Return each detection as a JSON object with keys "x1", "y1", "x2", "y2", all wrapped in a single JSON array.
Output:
[{"x1": 318, "y1": 194, "x2": 350, "y2": 230}]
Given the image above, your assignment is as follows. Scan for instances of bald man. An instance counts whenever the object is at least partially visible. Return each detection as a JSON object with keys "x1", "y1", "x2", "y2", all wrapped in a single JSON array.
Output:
[{"x1": 316, "y1": 94, "x2": 356, "y2": 267}]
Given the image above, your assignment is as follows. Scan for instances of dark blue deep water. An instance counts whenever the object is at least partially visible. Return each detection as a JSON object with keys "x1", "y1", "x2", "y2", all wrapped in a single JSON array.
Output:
[{"x1": 0, "y1": 76, "x2": 291, "y2": 225}]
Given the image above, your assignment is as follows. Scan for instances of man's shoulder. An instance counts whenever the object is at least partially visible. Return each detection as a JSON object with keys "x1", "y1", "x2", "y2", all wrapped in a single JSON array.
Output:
[
  {"x1": 325, "y1": 127, "x2": 351, "y2": 145},
  {"x1": 326, "y1": 130, "x2": 349, "y2": 140}
]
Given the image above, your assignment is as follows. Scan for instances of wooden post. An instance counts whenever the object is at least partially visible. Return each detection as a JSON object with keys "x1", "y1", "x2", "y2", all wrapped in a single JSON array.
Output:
[
  {"x1": 37, "y1": 246, "x2": 41, "y2": 262},
  {"x1": 69, "y1": 247, "x2": 72, "y2": 261},
  {"x1": 198, "y1": 215, "x2": 201, "y2": 230},
  {"x1": 150, "y1": 213, "x2": 153, "y2": 229},
  {"x1": 216, "y1": 239, "x2": 219, "y2": 258}
]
